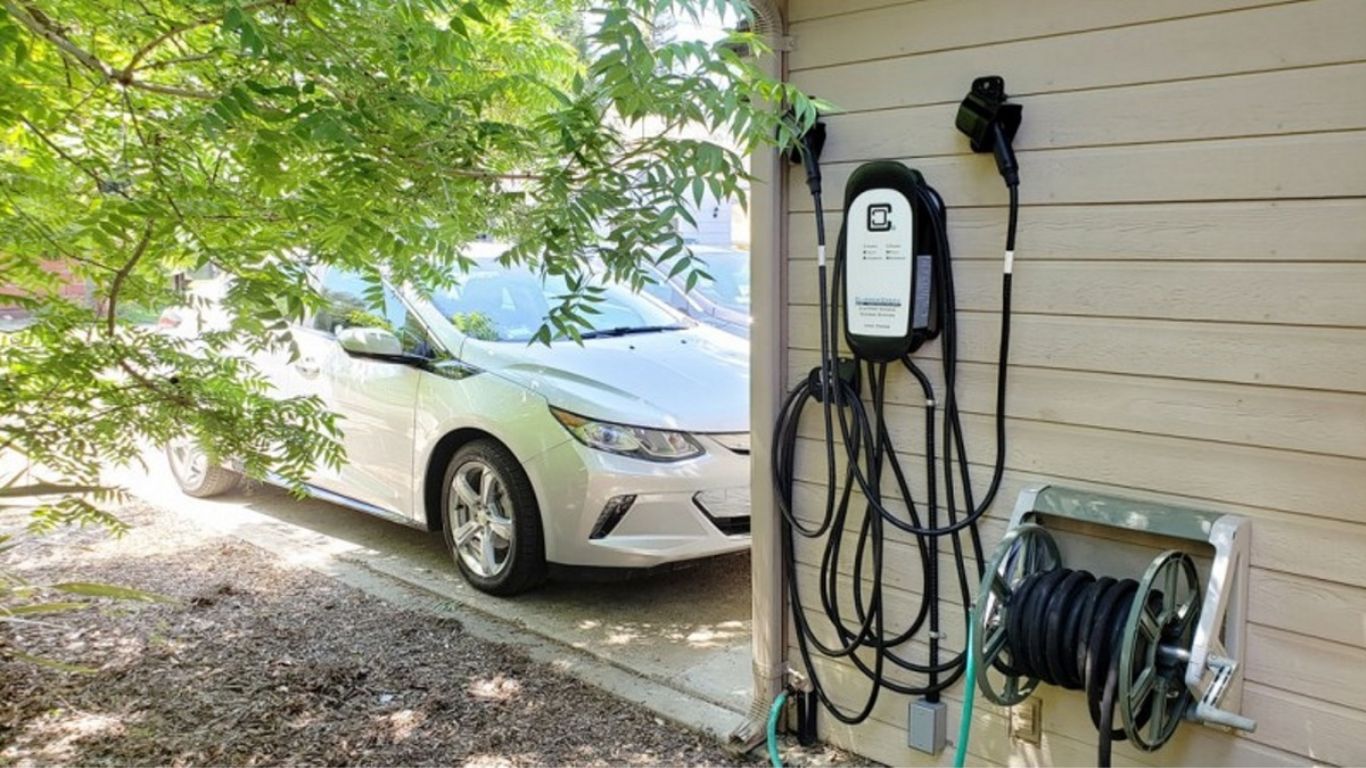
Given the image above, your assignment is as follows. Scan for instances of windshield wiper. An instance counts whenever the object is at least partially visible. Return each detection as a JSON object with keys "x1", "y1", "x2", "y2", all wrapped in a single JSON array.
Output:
[{"x1": 579, "y1": 324, "x2": 687, "y2": 339}]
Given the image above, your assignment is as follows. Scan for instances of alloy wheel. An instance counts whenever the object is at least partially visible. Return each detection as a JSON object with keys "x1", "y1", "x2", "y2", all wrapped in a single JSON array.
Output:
[
  {"x1": 168, "y1": 438, "x2": 209, "y2": 488},
  {"x1": 449, "y1": 460, "x2": 515, "y2": 578}
]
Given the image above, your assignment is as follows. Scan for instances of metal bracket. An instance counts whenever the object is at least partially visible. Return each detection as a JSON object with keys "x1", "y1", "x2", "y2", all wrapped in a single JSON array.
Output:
[
  {"x1": 1009, "y1": 486, "x2": 1255, "y2": 734},
  {"x1": 785, "y1": 667, "x2": 813, "y2": 693}
]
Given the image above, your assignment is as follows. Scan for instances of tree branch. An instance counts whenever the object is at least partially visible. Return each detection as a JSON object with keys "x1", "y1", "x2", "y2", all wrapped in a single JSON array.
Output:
[
  {"x1": 132, "y1": 51, "x2": 216, "y2": 72},
  {"x1": 5, "y1": 0, "x2": 215, "y2": 99},
  {"x1": 3, "y1": 195, "x2": 117, "y2": 273},
  {"x1": 16, "y1": 115, "x2": 130, "y2": 199},
  {"x1": 447, "y1": 168, "x2": 549, "y2": 182},
  {"x1": 121, "y1": 0, "x2": 291, "y2": 75},
  {"x1": 106, "y1": 220, "x2": 155, "y2": 336},
  {"x1": 0, "y1": 482, "x2": 105, "y2": 499},
  {"x1": 3, "y1": 1, "x2": 111, "y2": 78},
  {"x1": 127, "y1": 79, "x2": 216, "y2": 100}
]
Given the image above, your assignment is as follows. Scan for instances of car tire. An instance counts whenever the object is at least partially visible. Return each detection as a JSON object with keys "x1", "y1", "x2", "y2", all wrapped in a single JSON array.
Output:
[
  {"x1": 166, "y1": 438, "x2": 242, "y2": 498},
  {"x1": 440, "y1": 439, "x2": 546, "y2": 596}
]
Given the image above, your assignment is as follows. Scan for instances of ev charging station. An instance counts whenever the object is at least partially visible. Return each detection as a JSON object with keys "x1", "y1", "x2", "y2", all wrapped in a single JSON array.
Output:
[{"x1": 765, "y1": 76, "x2": 1257, "y2": 767}]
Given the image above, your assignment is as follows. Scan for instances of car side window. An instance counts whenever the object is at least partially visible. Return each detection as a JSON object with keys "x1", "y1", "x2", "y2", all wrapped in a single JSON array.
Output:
[
  {"x1": 312, "y1": 269, "x2": 381, "y2": 336},
  {"x1": 311, "y1": 269, "x2": 438, "y2": 359},
  {"x1": 382, "y1": 290, "x2": 439, "y2": 359}
]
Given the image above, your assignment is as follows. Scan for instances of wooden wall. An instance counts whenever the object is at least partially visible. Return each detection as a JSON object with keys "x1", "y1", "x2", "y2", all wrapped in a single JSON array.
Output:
[{"x1": 776, "y1": 1, "x2": 1366, "y2": 764}]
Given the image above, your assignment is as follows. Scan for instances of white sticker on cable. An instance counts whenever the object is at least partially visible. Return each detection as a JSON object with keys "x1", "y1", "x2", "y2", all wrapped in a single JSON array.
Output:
[
  {"x1": 1004, "y1": 249, "x2": 1015, "y2": 274},
  {"x1": 845, "y1": 188, "x2": 914, "y2": 338},
  {"x1": 818, "y1": 244, "x2": 826, "y2": 267}
]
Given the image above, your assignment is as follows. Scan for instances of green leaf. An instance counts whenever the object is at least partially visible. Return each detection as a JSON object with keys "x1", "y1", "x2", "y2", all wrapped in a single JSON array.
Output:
[
  {"x1": 461, "y1": 2, "x2": 489, "y2": 24},
  {"x1": 667, "y1": 255, "x2": 692, "y2": 278},
  {"x1": 49, "y1": 583, "x2": 173, "y2": 603},
  {"x1": 5, "y1": 651, "x2": 97, "y2": 674},
  {"x1": 4, "y1": 602, "x2": 89, "y2": 616}
]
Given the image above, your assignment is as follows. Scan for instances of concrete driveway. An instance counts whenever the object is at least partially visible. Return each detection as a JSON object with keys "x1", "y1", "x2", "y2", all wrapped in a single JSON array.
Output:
[{"x1": 121, "y1": 459, "x2": 754, "y2": 736}]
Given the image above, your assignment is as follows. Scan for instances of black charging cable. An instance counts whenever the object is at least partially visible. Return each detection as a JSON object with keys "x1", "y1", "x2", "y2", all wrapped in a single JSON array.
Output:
[
  {"x1": 772, "y1": 77, "x2": 1024, "y2": 728},
  {"x1": 774, "y1": 155, "x2": 979, "y2": 725}
]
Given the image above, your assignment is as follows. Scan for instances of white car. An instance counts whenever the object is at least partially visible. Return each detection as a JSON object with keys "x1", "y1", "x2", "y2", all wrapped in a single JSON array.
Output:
[{"x1": 166, "y1": 248, "x2": 751, "y2": 595}]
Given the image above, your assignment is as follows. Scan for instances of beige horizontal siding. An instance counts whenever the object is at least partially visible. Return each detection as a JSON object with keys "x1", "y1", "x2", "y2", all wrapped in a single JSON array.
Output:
[
  {"x1": 787, "y1": 0, "x2": 916, "y2": 24},
  {"x1": 789, "y1": 306, "x2": 1366, "y2": 393},
  {"x1": 786, "y1": 0, "x2": 1282, "y2": 72},
  {"x1": 776, "y1": 2, "x2": 1366, "y2": 764},
  {"x1": 786, "y1": 460, "x2": 1366, "y2": 592},
  {"x1": 790, "y1": 0, "x2": 1366, "y2": 112},
  {"x1": 792, "y1": 261, "x2": 1366, "y2": 327},
  {"x1": 791, "y1": 131, "x2": 1366, "y2": 209},
  {"x1": 786, "y1": 352, "x2": 1366, "y2": 459},
  {"x1": 808, "y1": 62, "x2": 1366, "y2": 161},
  {"x1": 790, "y1": 199, "x2": 1366, "y2": 264}
]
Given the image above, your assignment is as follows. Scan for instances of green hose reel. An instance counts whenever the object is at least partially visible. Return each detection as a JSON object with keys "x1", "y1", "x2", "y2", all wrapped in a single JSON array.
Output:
[
  {"x1": 1119, "y1": 549, "x2": 1202, "y2": 750},
  {"x1": 967, "y1": 486, "x2": 1256, "y2": 758}
]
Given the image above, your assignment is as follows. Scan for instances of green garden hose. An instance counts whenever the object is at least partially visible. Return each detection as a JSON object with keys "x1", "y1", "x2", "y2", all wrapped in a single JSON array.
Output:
[
  {"x1": 767, "y1": 690, "x2": 789, "y2": 768},
  {"x1": 954, "y1": 623, "x2": 977, "y2": 768}
]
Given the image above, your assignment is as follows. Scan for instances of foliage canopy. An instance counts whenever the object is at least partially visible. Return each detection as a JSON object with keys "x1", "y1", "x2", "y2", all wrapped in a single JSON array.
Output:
[
  {"x1": 0, "y1": 0, "x2": 817, "y2": 521},
  {"x1": 0, "y1": 0, "x2": 820, "y2": 644}
]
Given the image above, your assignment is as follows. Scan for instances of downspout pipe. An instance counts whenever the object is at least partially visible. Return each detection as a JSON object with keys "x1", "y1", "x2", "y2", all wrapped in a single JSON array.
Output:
[{"x1": 729, "y1": 0, "x2": 792, "y2": 753}]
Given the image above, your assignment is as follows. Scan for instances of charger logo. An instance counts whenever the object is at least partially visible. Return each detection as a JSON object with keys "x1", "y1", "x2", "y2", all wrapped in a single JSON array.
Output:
[{"x1": 867, "y1": 203, "x2": 893, "y2": 232}]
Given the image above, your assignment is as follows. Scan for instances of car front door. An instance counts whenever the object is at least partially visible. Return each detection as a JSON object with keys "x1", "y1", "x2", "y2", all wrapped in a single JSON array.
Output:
[{"x1": 303, "y1": 268, "x2": 431, "y2": 519}]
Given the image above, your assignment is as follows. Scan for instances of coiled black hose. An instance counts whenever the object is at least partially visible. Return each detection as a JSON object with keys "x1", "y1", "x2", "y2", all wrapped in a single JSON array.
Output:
[{"x1": 1002, "y1": 569, "x2": 1154, "y2": 767}]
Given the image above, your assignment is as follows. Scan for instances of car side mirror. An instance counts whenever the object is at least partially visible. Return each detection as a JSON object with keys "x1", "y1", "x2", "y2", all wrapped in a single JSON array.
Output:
[{"x1": 337, "y1": 326, "x2": 403, "y2": 358}]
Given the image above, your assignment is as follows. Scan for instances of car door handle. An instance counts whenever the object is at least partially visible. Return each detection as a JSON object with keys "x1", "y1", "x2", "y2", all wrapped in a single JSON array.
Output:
[{"x1": 295, "y1": 358, "x2": 320, "y2": 378}]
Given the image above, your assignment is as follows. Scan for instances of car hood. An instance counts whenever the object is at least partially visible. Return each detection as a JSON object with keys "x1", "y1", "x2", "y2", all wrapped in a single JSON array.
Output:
[{"x1": 459, "y1": 325, "x2": 749, "y2": 433}]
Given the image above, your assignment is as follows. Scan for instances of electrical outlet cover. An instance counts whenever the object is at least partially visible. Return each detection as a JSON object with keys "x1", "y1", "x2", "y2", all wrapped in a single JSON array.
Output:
[{"x1": 908, "y1": 699, "x2": 947, "y2": 754}]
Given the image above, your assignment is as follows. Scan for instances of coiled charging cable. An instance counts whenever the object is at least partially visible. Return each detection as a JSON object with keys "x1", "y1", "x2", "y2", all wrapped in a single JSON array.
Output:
[{"x1": 773, "y1": 126, "x2": 1021, "y2": 731}]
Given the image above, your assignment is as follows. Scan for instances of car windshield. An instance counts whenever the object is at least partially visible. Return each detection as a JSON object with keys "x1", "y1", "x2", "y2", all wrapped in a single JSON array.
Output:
[
  {"x1": 430, "y1": 261, "x2": 688, "y2": 342},
  {"x1": 690, "y1": 250, "x2": 750, "y2": 314}
]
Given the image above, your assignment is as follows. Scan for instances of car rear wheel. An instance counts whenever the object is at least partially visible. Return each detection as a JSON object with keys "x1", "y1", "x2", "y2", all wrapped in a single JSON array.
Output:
[
  {"x1": 166, "y1": 438, "x2": 242, "y2": 498},
  {"x1": 440, "y1": 439, "x2": 546, "y2": 596}
]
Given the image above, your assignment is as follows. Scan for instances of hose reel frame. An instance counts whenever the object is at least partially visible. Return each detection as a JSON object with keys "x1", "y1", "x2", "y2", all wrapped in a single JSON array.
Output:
[{"x1": 970, "y1": 485, "x2": 1255, "y2": 754}]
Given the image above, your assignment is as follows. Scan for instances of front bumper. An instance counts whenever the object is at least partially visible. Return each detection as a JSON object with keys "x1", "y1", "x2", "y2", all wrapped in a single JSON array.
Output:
[{"x1": 521, "y1": 433, "x2": 751, "y2": 568}]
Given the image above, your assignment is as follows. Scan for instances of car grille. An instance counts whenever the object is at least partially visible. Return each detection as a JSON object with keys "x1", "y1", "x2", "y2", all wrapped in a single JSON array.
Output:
[{"x1": 693, "y1": 488, "x2": 751, "y2": 537}]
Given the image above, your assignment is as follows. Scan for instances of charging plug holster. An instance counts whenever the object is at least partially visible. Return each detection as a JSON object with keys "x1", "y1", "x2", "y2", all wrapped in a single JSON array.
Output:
[
  {"x1": 956, "y1": 75, "x2": 1022, "y2": 187},
  {"x1": 808, "y1": 357, "x2": 860, "y2": 404},
  {"x1": 784, "y1": 117, "x2": 827, "y2": 199}
]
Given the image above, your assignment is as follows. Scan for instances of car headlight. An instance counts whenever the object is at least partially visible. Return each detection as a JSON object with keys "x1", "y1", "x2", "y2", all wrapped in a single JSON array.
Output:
[{"x1": 550, "y1": 407, "x2": 704, "y2": 462}]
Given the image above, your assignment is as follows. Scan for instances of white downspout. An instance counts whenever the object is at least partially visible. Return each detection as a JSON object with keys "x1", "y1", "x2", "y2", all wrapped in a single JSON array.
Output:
[{"x1": 730, "y1": 2, "x2": 790, "y2": 750}]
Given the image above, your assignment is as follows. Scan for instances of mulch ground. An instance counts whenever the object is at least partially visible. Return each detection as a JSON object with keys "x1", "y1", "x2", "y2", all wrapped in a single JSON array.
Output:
[{"x1": 0, "y1": 502, "x2": 755, "y2": 766}]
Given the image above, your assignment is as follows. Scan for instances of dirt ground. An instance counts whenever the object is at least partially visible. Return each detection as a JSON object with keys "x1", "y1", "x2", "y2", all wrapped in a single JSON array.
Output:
[{"x1": 0, "y1": 502, "x2": 763, "y2": 766}]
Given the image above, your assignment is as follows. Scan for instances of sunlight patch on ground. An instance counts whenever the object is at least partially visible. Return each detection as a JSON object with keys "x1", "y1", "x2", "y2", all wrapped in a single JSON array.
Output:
[
  {"x1": 381, "y1": 708, "x2": 425, "y2": 741},
  {"x1": 462, "y1": 754, "x2": 517, "y2": 768},
  {"x1": 468, "y1": 674, "x2": 522, "y2": 702},
  {"x1": 2, "y1": 710, "x2": 127, "y2": 763}
]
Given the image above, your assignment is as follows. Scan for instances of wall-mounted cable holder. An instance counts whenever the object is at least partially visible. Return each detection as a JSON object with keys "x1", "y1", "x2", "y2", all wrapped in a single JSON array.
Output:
[{"x1": 970, "y1": 485, "x2": 1254, "y2": 757}]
